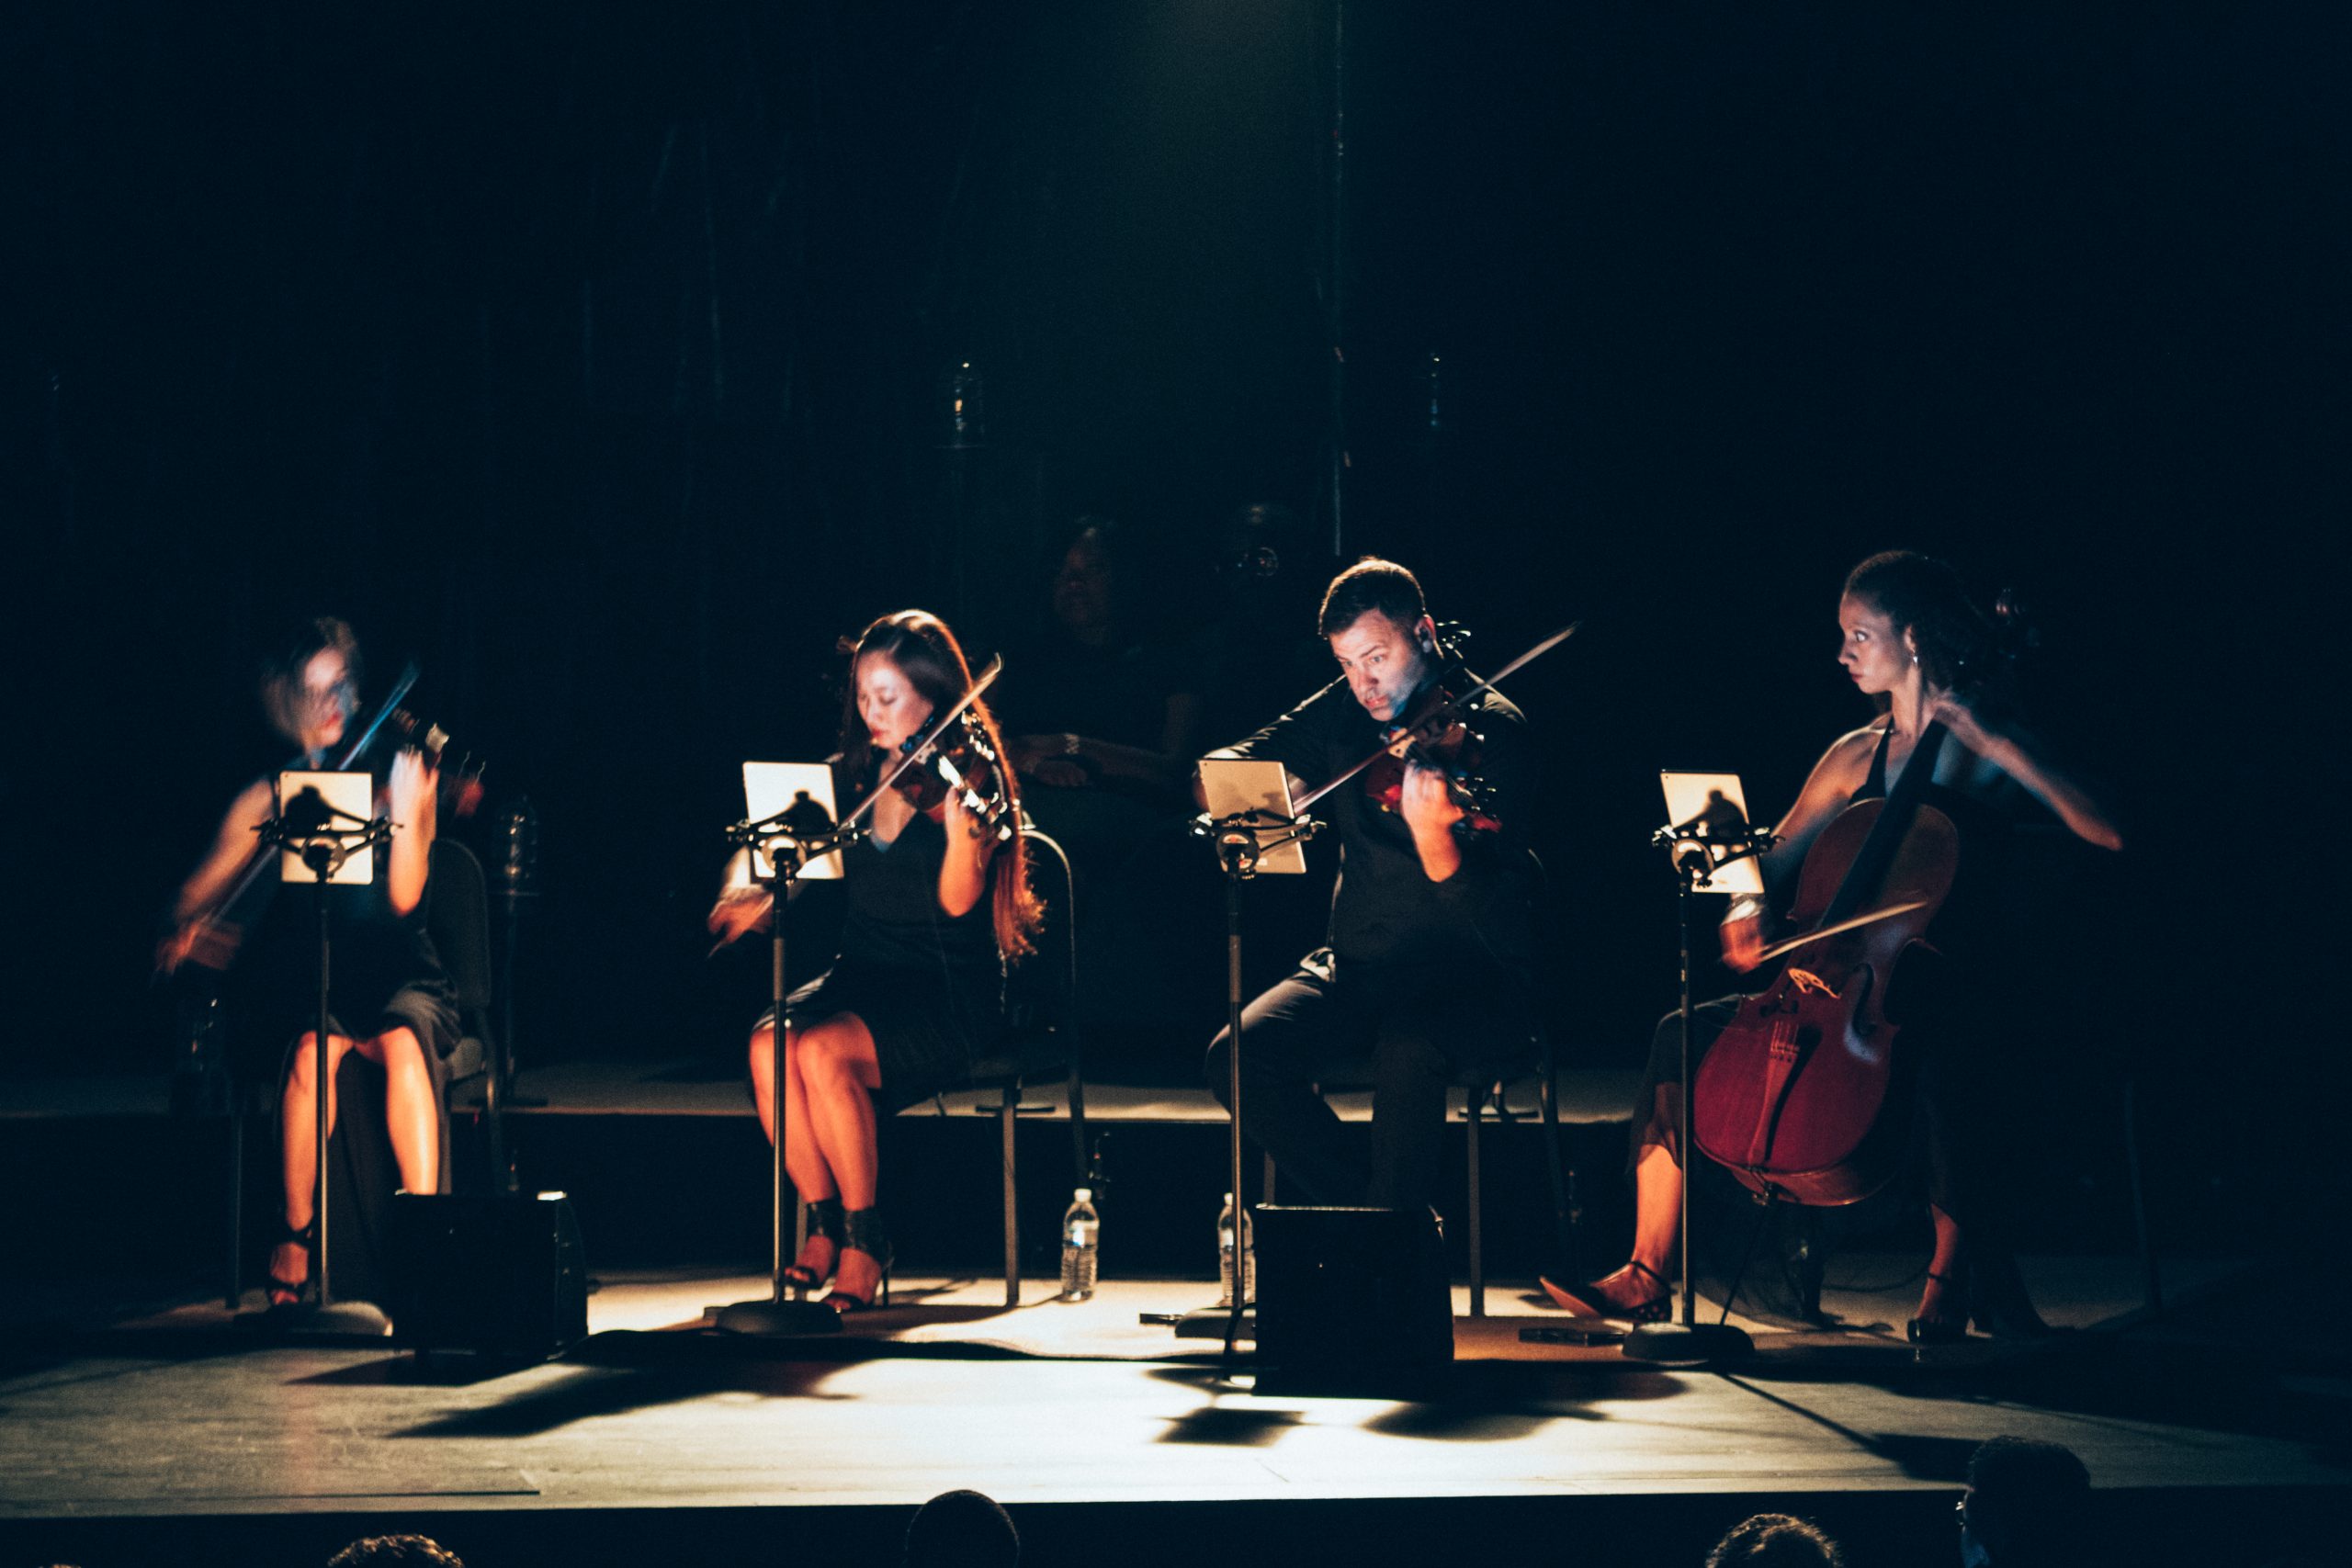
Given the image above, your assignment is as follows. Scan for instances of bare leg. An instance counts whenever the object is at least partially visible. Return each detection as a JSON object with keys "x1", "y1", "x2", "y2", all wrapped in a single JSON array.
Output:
[
  {"x1": 751, "y1": 1023, "x2": 840, "y2": 1280},
  {"x1": 1577, "y1": 1142, "x2": 1683, "y2": 1309},
  {"x1": 356, "y1": 1026, "x2": 438, "y2": 1195},
  {"x1": 1917, "y1": 1202, "x2": 1964, "y2": 1323},
  {"x1": 276, "y1": 1031, "x2": 354, "y2": 1296},
  {"x1": 796, "y1": 1015, "x2": 884, "y2": 1302}
]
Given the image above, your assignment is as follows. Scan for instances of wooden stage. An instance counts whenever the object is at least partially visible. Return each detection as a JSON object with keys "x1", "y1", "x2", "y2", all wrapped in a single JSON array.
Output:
[{"x1": 3, "y1": 1260, "x2": 2345, "y2": 1568}]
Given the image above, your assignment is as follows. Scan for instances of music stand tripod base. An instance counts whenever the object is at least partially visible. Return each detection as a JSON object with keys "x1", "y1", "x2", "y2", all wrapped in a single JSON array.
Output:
[
  {"x1": 1621, "y1": 1317, "x2": 1753, "y2": 1363},
  {"x1": 711, "y1": 1296, "x2": 842, "y2": 1336},
  {"x1": 258, "y1": 1299, "x2": 395, "y2": 1338}
]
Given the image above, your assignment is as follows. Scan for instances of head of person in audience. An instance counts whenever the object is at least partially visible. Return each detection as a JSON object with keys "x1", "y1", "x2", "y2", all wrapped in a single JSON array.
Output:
[
  {"x1": 327, "y1": 1535, "x2": 466, "y2": 1568},
  {"x1": 1962, "y1": 1436, "x2": 2090, "y2": 1567},
  {"x1": 903, "y1": 1488, "x2": 1019, "y2": 1568},
  {"x1": 260, "y1": 615, "x2": 362, "y2": 759},
  {"x1": 1703, "y1": 1512, "x2": 1846, "y2": 1568},
  {"x1": 1048, "y1": 516, "x2": 1132, "y2": 649}
]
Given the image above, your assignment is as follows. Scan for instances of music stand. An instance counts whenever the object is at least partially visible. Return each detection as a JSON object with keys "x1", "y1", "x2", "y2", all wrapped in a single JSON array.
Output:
[
  {"x1": 710, "y1": 774, "x2": 857, "y2": 1337},
  {"x1": 1621, "y1": 774, "x2": 1774, "y2": 1365},
  {"x1": 1170, "y1": 758, "x2": 1321, "y2": 1366},
  {"x1": 256, "y1": 771, "x2": 394, "y2": 1337}
]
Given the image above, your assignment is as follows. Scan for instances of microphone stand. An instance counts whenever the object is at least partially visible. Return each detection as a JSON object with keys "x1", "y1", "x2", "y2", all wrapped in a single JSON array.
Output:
[
  {"x1": 254, "y1": 807, "x2": 396, "y2": 1337},
  {"x1": 711, "y1": 809, "x2": 865, "y2": 1337},
  {"x1": 1174, "y1": 806, "x2": 1322, "y2": 1368},
  {"x1": 1621, "y1": 821, "x2": 1774, "y2": 1365}
]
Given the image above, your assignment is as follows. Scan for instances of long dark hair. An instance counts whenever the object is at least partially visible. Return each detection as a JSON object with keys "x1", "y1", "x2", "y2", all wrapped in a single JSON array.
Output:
[
  {"x1": 841, "y1": 610, "x2": 1043, "y2": 960},
  {"x1": 1842, "y1": 551, "x2": 2023, "y2": 717}
]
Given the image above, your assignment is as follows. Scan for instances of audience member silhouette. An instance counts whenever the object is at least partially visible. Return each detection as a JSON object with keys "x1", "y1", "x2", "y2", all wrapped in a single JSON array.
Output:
[
  {"x1": 903, "y1": 1488, "x2": 1020, "y2": 1568},
  {"x1": 327, "y1": 1535, "x2": 467, "y2": 1568},
  {"x1": 1702, "y1": 1512, "x2": 1846, "y2": 1568},
  {"x1": 1961, "y1": 1436, "x2": 2091, "y2": 1568}
]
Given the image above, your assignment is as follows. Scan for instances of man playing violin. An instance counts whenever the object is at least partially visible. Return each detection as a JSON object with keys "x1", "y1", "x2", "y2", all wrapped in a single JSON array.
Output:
[{"x1": 1202, "y1": 559, "x2": 1540, "y2": 1214}]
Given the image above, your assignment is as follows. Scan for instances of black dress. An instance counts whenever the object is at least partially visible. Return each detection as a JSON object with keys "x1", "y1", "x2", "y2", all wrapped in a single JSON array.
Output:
[{"x1": 758, "y1": 807, "x2": 1008, "y2": 1112}]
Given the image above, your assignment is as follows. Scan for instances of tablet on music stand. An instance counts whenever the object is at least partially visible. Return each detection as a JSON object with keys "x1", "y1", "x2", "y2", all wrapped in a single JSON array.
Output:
[
  {"x1": 277, "y1": 771, "x2": 375, "y2": 886},
  {"x1": 1658, "y1": 771, "x2": 1765, "y2": 896},
  {"x1": 742, "y1": 761, "x2": 844, "y2": 880},
  {"x1": 1197, "y1": 757, "x2": 1308, "y2": 875}
]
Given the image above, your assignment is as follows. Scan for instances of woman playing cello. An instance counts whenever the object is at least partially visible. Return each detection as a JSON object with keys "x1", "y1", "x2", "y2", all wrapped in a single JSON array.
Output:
[{"x1": 1546, "y1": 551, "x2": 2122, "y2": 1338}]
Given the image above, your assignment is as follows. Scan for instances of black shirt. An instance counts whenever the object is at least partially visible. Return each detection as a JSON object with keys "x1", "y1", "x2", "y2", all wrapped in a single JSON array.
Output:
[{"x1": 1227, "y1": 678, "x2": 1538, "y2": 969}]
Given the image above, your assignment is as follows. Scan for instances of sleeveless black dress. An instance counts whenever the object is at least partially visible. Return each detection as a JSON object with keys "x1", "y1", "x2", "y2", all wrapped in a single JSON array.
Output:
[{"x1": 756, "y1": 807, "x2": 1009, "y2": 1112}]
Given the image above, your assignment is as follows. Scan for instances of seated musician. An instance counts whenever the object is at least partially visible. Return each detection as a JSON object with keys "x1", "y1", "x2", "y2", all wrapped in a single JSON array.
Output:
[
  {"x1": 158, "y1": 617, "x2": 455, "y2": 1307},
  {"x1": 707, "y1": 611, "x2": 1043, "y2": 1312},
  {"x1": 1202, "y1": 559, "x2": 1540, "y2": 1215},
  {"x1": 1544, "y1": 551, "x2": 2122, "y2": 1338}
]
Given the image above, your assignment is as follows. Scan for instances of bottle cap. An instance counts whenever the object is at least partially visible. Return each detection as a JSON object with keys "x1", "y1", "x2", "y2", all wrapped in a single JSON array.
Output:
[{"x1": 1075, "y1": 1187, "x2": 1092, "y2": 1201}]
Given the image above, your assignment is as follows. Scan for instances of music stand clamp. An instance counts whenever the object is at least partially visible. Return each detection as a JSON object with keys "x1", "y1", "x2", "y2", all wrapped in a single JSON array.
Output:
[
  {"x1": 710, "y1": 808, "x2": 866, "y2": 1337},
  {"x1": 1173, "y1": 806, "x2": 1322, "y2": 1366},
  {"x1": 1621, "y1": 818, "x2": 1777, "y2": 1365},
  {"x1": 253, "y1": 803, "x2": 396, "y2": 1337}
]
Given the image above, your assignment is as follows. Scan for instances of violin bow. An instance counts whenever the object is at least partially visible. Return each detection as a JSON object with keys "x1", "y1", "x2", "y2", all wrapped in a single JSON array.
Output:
[{"x1": 1293, "y1": 622, "x2": 1580, "y2": 813}]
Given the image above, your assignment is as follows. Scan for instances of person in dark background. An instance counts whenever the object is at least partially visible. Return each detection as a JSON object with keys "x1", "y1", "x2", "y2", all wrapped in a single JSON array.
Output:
[
  {"x1": 1544, "y1": 551, "x2": 2122, "y2": 1337},
  {"x1": 707, "y1": 611, "x2": 1044, "y2": 1312},
  {"x1": 1702, "y1": 1512, "x2": 1847, "y2": 1568},
  {"x1": 1202, "y1": 558, "x2": 1540, "y2": 1211},
  {"x1": 1958, "y1": 1436, "x2": 2091, "y2": 1568},
  {"x1": 157, "y1": 617, "x2": 456, "y2": 1306},
  {"x1": 999, "y1": 516, "x2": 1204, "y2": 814},
  {"x1": 902, "y1": 1488, "x2": 1020, "y2": 1568}
]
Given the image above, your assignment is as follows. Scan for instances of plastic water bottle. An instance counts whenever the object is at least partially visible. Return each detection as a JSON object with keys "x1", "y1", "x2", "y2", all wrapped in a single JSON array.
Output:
[
  {"x1": 1216, "y1": 1192, "x2": 1255, "y2": 1306},
  {"x1": 1059, "y1": 1188, "x2": 1100, "y2": 1301}
]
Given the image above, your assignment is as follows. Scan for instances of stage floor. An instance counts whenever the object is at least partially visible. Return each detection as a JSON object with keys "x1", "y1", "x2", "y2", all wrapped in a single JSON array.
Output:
[{"x1": 6, "y1": 1258, "x2": 2344, "y2": 1526}]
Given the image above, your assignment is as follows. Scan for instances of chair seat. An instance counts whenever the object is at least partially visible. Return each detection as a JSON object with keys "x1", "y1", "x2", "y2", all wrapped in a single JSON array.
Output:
[{"x1": 957, "y1": 1028, "x2": 1072, "y2": 1089}]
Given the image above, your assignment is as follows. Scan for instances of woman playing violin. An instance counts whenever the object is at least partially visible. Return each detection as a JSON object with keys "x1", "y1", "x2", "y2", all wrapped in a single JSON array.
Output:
[
  {"x1": 1545, "y1": 550, "x2": 2122, "y2": 1338},
  {"x1": 158, "y1": 616, "x2": 456, "y2": 1307},
  {"x1": 707, "y1": 611, "x2": 1043, "y2": 1311}
]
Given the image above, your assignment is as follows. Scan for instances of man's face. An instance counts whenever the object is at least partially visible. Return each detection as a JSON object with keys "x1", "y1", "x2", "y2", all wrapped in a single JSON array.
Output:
[{"x1": 1327, "y1": 609, "x2": 1432, "y2": 723}]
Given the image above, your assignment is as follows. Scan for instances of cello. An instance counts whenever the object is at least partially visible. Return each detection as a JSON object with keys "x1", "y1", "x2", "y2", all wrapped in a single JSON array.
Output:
[{"x1": 1690, "y1": 721, "x2": 1958, "y2": 1206}]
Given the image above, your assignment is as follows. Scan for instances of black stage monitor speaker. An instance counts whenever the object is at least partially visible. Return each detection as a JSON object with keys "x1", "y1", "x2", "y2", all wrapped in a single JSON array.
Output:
[
  {"x1": 390, "y1": 1190, "x2": 588, "y2": 1359},
  {"x1": 1252, "y1": 1205, "x2": 1453, "y2": 1395}
]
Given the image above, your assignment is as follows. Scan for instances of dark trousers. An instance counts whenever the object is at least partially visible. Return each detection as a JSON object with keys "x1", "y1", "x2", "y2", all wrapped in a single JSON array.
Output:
[{"x1": 1205, "y1": 952, "x2": 1536, "y2": 1211}]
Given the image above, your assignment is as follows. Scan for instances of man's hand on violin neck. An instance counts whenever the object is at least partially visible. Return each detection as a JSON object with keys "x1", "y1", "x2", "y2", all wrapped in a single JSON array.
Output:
[{"x1": 1398, "y1": 761, "x2": 1464, "y2": 837}]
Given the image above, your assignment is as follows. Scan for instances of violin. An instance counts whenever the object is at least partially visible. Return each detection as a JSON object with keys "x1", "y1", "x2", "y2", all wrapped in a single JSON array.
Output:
[
  {"x1": 1294, "y1": 622, "x2": 1579, "y2": 837},
  {"x1": 890, "y1": 708, "x2": 1016, "y2": 842},
  {"x1": 1358, "y1": 642, "x2": 1503, "y2": 835},
  {"x1": 382, "y1": 707, "x2": 488, "y2": 819},
  {"x1": 1690, "y1": 722, "x2": 1958, "y2": 1205}
]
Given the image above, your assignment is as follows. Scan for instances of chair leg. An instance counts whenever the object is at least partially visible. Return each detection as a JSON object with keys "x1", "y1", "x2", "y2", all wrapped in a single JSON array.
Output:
[
  {"x1": 223, "y1": 1110, "x2": 243, "y2": 1312},
  {"x1": 1466, "y1": 1089, "x2": 1486, "y2": 1318},
  {"x1": 1538, "y1": 1045, "x2": 1577, "y2": 1280},
  {"x1": 2125, "y1": 1076, "x2": 2162, "y2": 1318},
  {"x1": 1001, "y1": 1084, "x2": 1021, "y2": 1309}
]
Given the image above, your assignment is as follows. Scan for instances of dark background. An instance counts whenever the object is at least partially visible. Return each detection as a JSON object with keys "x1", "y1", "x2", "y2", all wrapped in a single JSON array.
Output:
[{"x1": 8, "y1": 4, "x2": 2340, "y2": 1235}]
